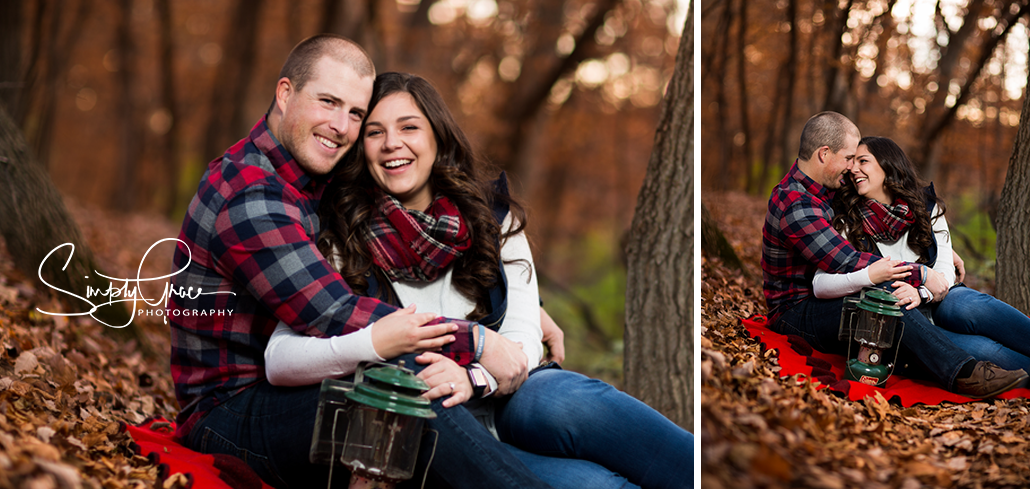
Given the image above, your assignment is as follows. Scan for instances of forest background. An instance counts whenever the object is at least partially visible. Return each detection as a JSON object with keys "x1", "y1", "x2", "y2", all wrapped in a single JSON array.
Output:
[
  {"x1": 701, "y1": 0, "x2": 1030, "y2": 293},
  {"x1": 1, "y1": 0, "x2": 688, "y2": 386}
]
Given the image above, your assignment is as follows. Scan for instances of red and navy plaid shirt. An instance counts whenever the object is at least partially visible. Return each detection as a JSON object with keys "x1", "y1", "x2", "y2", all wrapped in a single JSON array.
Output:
[
  {"x1": 168, "y1": 118, "x2": 476, "y2": 439},
  {"x1": 761, "y1": 161, "x2": 924, "y2": 322}
]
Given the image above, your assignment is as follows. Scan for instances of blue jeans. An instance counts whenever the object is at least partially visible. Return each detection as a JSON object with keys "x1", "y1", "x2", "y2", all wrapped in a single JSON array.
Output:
[
  {"x1": 772, "y1": 291, "x2": 973, "y2": 390},
  {"x1": 186, "y1": 353, "x2": 556, "y2": 489},
  {"x1": 940, "y1": 329, "x2": 1030, "y2": 372},
  {"x1": 933, "y1": 286, "x2": 1030, "y2": 362},
  {"x1": 496, "y1": 369, "x2": 694, "y2": 489}
]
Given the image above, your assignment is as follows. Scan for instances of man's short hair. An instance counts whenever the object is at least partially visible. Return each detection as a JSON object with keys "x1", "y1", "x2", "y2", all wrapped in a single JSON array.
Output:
[
  {"x1": 278, "y1": 34, "x2": 375, "y2": 91},
  {"x1": 798, "y1": 111, "x2": 859, "y2": 160}
]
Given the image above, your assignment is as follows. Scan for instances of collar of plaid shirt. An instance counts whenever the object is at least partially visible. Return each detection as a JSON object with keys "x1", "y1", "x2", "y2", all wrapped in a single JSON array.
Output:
[{"x1": 240, "y1": 116, "x2": 326, "y2": 199}]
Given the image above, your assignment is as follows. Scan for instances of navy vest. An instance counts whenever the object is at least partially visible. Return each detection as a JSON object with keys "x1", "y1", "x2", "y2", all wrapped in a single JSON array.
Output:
[{"x1": 364, "y1": 174, "x2": 512, "y2": 331}]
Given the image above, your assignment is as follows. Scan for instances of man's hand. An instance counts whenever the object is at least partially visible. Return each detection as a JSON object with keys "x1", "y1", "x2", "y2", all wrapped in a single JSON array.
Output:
[
  {"x1": 370, "y1": 305, "x2": 457, "y2": 360},
  {"x1": 923, "y1": 268, "x2": 950, "y2": 302},
  {"x1": 477, "y1": 329, "x2": 528, "y2": 396},
  {"x1": 953, "y1": 249, "x2": 966, "y2": 283},
  {"x1": 415, "y1": 352, "x2": 471, "y2": 408},
  {"x1": 540, "y1": 308, "x2": 565, "y2": 365}
]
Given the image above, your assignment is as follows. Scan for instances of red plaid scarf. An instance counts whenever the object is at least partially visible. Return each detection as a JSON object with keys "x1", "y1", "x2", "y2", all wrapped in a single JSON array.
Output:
[
  {"x1": 363, "y1": 189, "x2": 471, "y2": 282},
  {"x1": 859, "y1": 197, "x2": 915, "y2": 243}
]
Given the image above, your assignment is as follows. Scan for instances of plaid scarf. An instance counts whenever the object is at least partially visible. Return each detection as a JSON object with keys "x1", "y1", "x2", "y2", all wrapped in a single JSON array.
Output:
[
  {"x1": 859, "y1": 197, "x2": 915, "y2": 243},
  {"x1": 363, "y1": 189, "x2": 471, "y2": 282}
]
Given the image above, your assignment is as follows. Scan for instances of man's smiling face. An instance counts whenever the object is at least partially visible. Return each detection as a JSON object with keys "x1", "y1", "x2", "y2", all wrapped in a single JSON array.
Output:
[
  {"x1": 275, "y1": 56, "x2": 373, "y2": 176},
  {"x1": 821, "y1": 132, "x2": 859, "y2": 189}
]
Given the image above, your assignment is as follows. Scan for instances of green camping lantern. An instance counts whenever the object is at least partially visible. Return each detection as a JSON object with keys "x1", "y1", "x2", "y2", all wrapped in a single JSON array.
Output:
[
  {"x1": 310, "y1": 361, "x2": 437, "y2": 489},
  {"x1": 839, "y1": 288, "x2": 904, "y2": 386}
]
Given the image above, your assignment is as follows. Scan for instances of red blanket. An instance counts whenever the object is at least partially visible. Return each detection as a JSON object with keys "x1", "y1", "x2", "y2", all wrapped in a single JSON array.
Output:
[
  {"x1": 127, "y1": 418, "x2": 273, "y2": 489},
  {"x1": 741, "y1": 315, "x2": 1030, "y2": 405}
]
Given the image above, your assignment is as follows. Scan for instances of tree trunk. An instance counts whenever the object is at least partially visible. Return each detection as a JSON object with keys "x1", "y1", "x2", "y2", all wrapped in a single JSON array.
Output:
[
  {"x1": 821, "y1": 0, "x2": 854, "y2": 114},
  {"x1": 0, "y1": 1, "x2": 22, "y2": 114},
  {"x1": 114, "y1": 0, "x2": 141, "y2": 209},
  {"x1": 200, "y1": 0, "x2": 264, "y2": 166},
  {"x1": 486, "y1": 0, "x2": 619, "y2": 177},
  {"x1": 623, "y1": 3, "x2": 692, "y2": 430},
  {"x1": 994, "y1": 67, "x2": 1030, "y2": 314},
  {"x1": 156, "y1": 0, "x2": 183, "y2": 216},
  {"x1": 0, "y1": 103, "x2": 145, "y2": 338},
  {"x1": 915, "y1": 2, "x2": 1029, "y2": 176},
  {"x1": 736, "y1": 0, "x2": 755, "y2": 194},
  {"x1": 701, "y1": 202, "x2": 745, "y2": 274}
]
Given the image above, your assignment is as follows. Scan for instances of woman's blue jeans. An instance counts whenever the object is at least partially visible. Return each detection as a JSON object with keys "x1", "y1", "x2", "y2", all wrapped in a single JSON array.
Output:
[
  {"x1": 496, "y1": 369, "x2": 694, "y2": 489},
  {"x1": 932, "y1": 286, "x2": 1030, "y2": 372},
  {"x1": 772, "y1": 291, "x2": 973, "y2": 390}
]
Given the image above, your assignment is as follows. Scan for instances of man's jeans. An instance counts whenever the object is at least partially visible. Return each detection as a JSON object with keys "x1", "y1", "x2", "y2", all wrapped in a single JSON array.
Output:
[
  {"x1": 496, "y1": 369, "x2": 694, "y2": 489},
  {"x1": 186, "y1": 353, "x2": 556, "y2": 489},
  {"x1": 772, "y1": 290, "x2": 973, "y2": 390},
  {"x1": 933, "y1": 285, "x2": 1030, "y2": 372}
]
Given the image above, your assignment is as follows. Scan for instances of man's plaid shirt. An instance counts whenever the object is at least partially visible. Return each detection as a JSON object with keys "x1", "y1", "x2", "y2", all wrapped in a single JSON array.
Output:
[
  {"x1": 168, "y1": 118, "x2": 475, "y2": 439},
  {"x1": 761, "y1": 161, "x2": 924, "y2": 322}
]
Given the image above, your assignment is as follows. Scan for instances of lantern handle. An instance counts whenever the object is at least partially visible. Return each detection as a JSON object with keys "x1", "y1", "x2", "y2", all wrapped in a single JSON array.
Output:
[
  {"x1": 326, "y1": 405, "x2": 349, "y2": 489},
  {"x1": 417, "y1": 429, "x2": 439, "y2": 489}
]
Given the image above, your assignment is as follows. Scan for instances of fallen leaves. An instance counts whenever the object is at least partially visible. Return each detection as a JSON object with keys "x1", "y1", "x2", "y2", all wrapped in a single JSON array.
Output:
[
  {"x1": 702, "y1": 192, "x2": 1030, "y2": 488},
  {"x1": 0, "y1": 200, "x2": 185, "y2": 488}
]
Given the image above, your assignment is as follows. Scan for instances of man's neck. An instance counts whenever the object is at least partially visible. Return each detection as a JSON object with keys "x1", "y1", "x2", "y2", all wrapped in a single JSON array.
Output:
[
  {"x1": 266, "y1": 110, "x2": 283, "y2": 143},
  {"x1": 794, "y1": 158, "x2": 818, "y2": 184}
]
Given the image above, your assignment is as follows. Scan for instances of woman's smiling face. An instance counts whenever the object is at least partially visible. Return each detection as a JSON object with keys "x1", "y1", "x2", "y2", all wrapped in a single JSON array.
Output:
[
  {"x1": 851, "y1": 144, "x2": 891, "y2": 203},
  {"x1": 363, "y1": 92, "x2": 439, "y2": 211}
]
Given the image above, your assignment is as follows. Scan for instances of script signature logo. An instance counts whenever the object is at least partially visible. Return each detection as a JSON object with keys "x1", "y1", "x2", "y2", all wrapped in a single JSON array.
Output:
[{"x1": 35, "y1": 238, "x2": 234, "y2": 328}]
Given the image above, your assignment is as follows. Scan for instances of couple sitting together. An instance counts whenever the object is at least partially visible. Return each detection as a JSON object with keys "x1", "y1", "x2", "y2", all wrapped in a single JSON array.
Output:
[
  {"x1": 168, "y1": 34, "x2": 693, "y2": 489},
  {"x1": 763, "y1": 111, "x2": 1030, "y2": 399}
]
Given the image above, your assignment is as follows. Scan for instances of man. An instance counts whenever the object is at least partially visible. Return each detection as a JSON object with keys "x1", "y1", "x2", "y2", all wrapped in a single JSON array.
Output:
[
  {"x1": 168, "y1": 34, "x2": 556, "y2": 488},
  {"x1": 761, "y1": 111, "x2": 1027, "y2": 398}
]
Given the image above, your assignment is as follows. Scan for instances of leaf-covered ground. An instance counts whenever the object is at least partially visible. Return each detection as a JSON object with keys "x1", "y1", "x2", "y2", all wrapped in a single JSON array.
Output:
[
  {"x1": 0, "y1": 200, "x2": 182, "y2": 488},
  {"x1": 701, "y1": 192, "x2": 1030, "y2": 489}
]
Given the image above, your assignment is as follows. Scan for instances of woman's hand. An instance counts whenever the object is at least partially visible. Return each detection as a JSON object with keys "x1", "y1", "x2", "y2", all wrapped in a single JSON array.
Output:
[
  {"x1": 890, "y1": 282, "x2": 922, "y2": 310},
  {"x1": 867, "y1": 256, "x2": 912, "y2": 284},
  {"x1": 370, "y1": 305, "x2": 458, "y2": 360},
  {"x1": 415, "y1": 352, "x2": 472, "y2": 408},
  {"x1": 952, "y1": 249, "x2": 966, "y2": 283},
  {"x1": 540, "y1": 308, "x2": 565, "y2": 365}
]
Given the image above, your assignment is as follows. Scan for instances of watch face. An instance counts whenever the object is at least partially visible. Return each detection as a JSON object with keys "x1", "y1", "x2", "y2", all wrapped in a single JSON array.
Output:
[{"x1": 469, "y1": 367, "x2": 488, "y2": 387}]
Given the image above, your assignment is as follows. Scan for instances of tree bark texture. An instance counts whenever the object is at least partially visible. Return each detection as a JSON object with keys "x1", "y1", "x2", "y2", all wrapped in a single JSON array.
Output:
[
  {"x1": 701, "y1": 202, "x2": 745, "y2": 274},
  {"x1": 623, "y1": 3, "x2": 693, "y2": 430},
  {"x1": 995, "y1": 66, "x2": 1030, "y2": 315}
]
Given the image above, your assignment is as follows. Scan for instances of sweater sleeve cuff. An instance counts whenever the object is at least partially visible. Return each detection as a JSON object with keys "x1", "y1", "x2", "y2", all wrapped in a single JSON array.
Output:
[{"x1": 430, "y1": 318, "x2": 476, "y2": 366}]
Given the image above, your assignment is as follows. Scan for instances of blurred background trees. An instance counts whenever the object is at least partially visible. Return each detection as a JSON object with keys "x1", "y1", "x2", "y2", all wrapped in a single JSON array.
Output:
[
  {"x1": 4, "y1": 0, "x2": 688, "y2": 386},
  {"x1": 702, "y1": 0, "x2": 1030, "y2": 293}
]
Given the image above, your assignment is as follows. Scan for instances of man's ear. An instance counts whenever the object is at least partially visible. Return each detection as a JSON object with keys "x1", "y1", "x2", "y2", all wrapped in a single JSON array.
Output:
[
  {"x1": 816, "y1": 146, "x2": 829, "y2": 164},
  {"x1": 274, "y1": 77, "x2": 293, "y2": 114}
]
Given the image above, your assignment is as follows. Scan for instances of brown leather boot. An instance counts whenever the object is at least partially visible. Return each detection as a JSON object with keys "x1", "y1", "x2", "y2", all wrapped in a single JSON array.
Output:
[{"x1": 954, "y1": 361, "x2": 1028, "y2": 398}]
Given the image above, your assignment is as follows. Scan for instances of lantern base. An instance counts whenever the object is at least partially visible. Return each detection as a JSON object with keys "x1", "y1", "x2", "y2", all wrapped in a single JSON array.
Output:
[
  {"x1": 845, "y1": 359, "x2": 889, "y2": 386},
  {"x1": 349, "y1": 474, "x2": 395, "y2": 489}
]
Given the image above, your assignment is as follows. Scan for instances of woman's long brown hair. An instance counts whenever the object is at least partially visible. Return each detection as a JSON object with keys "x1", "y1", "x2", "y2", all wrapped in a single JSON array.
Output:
[
  {"x1": 830, "y1": 136, "x2": 945, "y2": 264},
  {"x1": 317, "y1": 72, "x2": 528, "y2": 320}
]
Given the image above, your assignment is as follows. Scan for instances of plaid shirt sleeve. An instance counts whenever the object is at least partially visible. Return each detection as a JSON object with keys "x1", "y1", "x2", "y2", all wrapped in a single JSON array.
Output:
[
  {"x1": 211, "y1": 184, "x2": 477, "y2": 364},
  {"x1": 782, "y1": 195, "x2": 924, "y2": 286}
]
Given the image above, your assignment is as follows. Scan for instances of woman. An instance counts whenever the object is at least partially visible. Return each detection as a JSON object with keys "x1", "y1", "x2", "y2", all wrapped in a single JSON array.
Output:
[
  {"x1": 814, "y1": 136, "x2": 1030, "y2": 376},
  {"x1": 264, "y1": 72, "x2": 693, "y2": 489}
]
